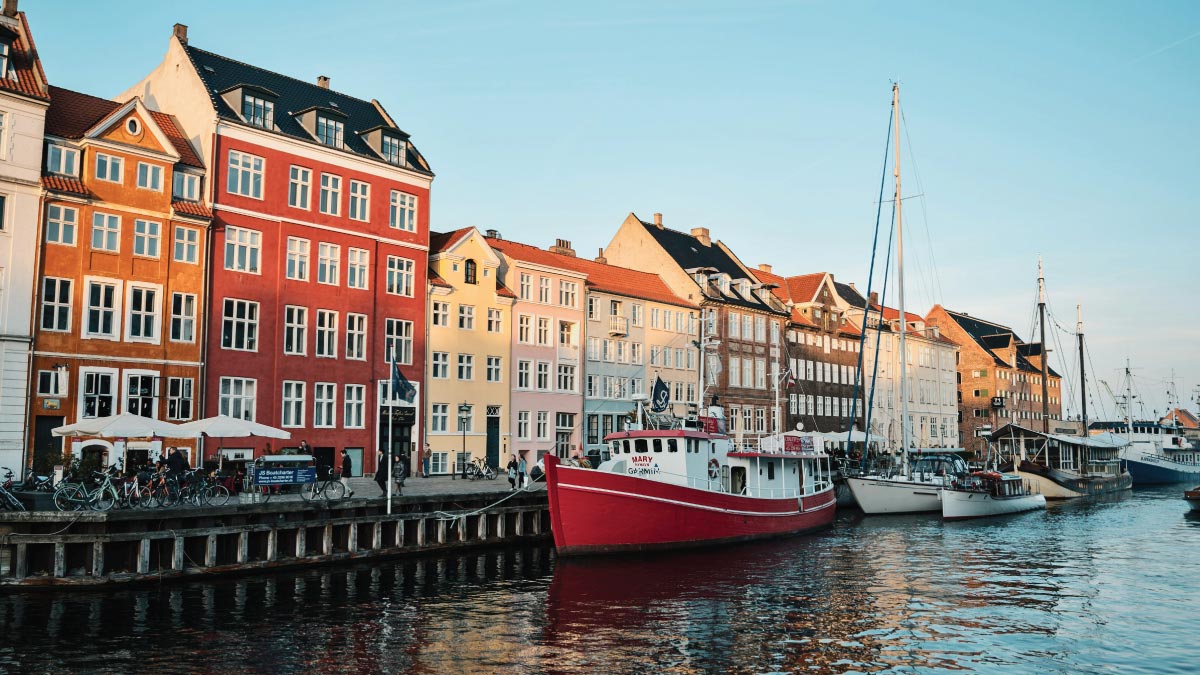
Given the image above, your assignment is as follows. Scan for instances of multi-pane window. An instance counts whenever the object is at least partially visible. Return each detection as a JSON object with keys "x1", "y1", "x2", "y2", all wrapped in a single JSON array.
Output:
[
  {"x1": 517, "y1": 411, "x2": 530, "y2": 440},
  {"x1": 173, "y1": 172, "x2": 200, "y2": 201},
  {"x1": 46, "y1": 144, "x2": 79, "y2": 176},
  {"x1": 539, "y1": 277, "x2": 550, "y2": 303},
  {"x1": 45, "y1": 205, "x2": 77, "y2": 245},
  {"x1": 457, "y1": 354, "x2": 474, "y2": 380},
  {"x1": 91, "y1": 213, "x2": 120, "y2": 252},
  {"x1": 537, "y1": 411, "x2": 549, "y2": 440},
  {"x1": 536, "y1": 317, "x2": 550, "y2": 346},
  {"x1": 432, "y1": 301, "x2": 449, "y2": 327},
  {"x1": 381, "y1": 134, "x2": 404, "y2": 165},
  {"x1": 282, "y1": 381, "x2": 305, "y2": 427},
  {"x1": 464, "y1": 259, "x2": 477, "y2": 284},
  {"x1": 242, "y1": 94, "x2": 274, "y2": 128},
  {"x1": 431, "y1": 404, "x2": 448, "y2": 433},
  {"x1": 345, "y1": 313, "x2": 366, "y2": 360},
  {"x1": 536, "y1": 362, "x2": 550, "y2": 390},
  {"x1": 385, "y1": 256, "x2": 414, "y2": 296},
  {"x1": 286, "y1": 237, "x2": 309, "y2": 280},
  {"x1": 224, "y1": 226, "x2": 261, "y2": 273},
  {"x1": 347, "y1": 248, "x2": 369, "y2": 289},
  {"x1": 82, "y1": 372, "x2": 115, "y2": 418},
  {"x1": 133, "y1": 220, "x2": 160, "y2": 258},
  {"x1": 487, "y1": 308, "x2": 502, "y2": 333},
  {"x1": 344, "y1": 385, "x2": 365, "y2": 428},
  {"x1": 95, "y1": 153, "x2": 123, "y2": 183},
  {"x1": 348, "y1": 180, "x2": 370, "y2": 221},
  {"x1": 384, "y1": 318, "x2": 413, "y2": 364},
  {"x1": 227, "y1": 150, "x2": 263, "y2": 199},
  {"x1": 170, "y1": 292, "x2": 196, "y2": 342},
  {"x1": 222, "y1": 298, "x2": 259, "y2": 351},
  {"x1": 86, "y1": 281, "x2": 117, "y2": 338},
  {"x1": 557, "y1": 364, "x2": 576, "y2": 392},
  {"x1": 316, "y1": 116, "x2": 344, "y2": 148},
  {"x1": 127, "y1": 287, "x2": 157, "y2": 340},
  {"x1": 316, "y1": 309, "x2": 337, "y2": 358},
  {"x1": 389, "y1": 191, "x2": 416, "y2": 231},
  {"x1": 167, "y1": 377, "x2": 194, "y2": 421},
  {"x1": 174, "y1": 226, "x2": 198, "y2": 263},
  {"x1": 431, "y1": 352, "x2": 449, "y2": 379},
  {"x1": 559, "y1": 281, "x2": 577, "y2": 308},
  {"x1": 126, "y1": 373, "x2": 157, "y2": 417},
  {"x1": 518, "y1": 315, "x2": 531, "y2": 343},
  {"x1": 218, "y1": 377, "x2": 256, "y2": 421},
  {"x1": 288, "y1": 166, "x2": 311, "y2": 209},
  {"x1": 319, "y1": 173, "x2": 341, "y2": 215},
  {"x1": 41, "y1": 278, "x2": 71, "y2": 332},
  {"x1": 318, "y1": 243, "x2": 340, "y2": 285},
  {"x1": 519, "y1": 274, "x2": 531, "y2": 300},
  {"x1": 314, "y1": 383, "x2": 336, "y2": 427},
  {"x1": 136, "y1": 163, "x2": 163, "y2": 191},
  {"x1": 458, "y1": 305, "x2": 475, "y2": 330},
  {"x1": 632, "y1": 304, "x2": 643, "y2": 326},
  {"x1": 517, "y1": 360, "x2": 531, "y2": 388},
  {"x1": 284, "y1": 305, "x2": 307, "y2": 355},
  {"x1": 487, "y1": 356, "x2": 502, "y2": 382}
]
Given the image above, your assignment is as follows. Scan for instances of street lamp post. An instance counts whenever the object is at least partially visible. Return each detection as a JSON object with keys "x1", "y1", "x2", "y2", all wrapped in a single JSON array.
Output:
[{"x1": 457, "y1": 402, "x2": 470, "y2": 481}]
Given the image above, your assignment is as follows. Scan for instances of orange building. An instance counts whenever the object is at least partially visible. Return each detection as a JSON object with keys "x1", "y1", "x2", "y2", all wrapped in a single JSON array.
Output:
[{"x1": 30, "y1": 86, "x2": 210, "y2": 470}]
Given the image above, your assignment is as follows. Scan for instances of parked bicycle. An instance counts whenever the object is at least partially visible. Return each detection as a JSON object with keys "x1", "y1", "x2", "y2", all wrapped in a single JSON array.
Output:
[
  {"x1": 465, "y1": 457, "x2": 497, "y2": 481},
  {"x1": 301, "y1": 466, "x2": 347, "y2": 502},
  {"x1": 53, "y1": 466, "x2": 122, "y2": 512},
  {"x1": 21, "y1": 469, "x2": 55, "y2": 492},
  {"x1": 0, "y1": 467, "x2": 26, "y2": 511}
]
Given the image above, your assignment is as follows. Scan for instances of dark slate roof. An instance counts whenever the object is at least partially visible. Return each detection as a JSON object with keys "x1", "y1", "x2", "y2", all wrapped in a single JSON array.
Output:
[
  {"x1": 182, "y1": 45, "x2": 432, "y2": 176},
  {"x1": 834, "y1": 281, "x2": 867, "y2": 309},
  {"x1": 638, "y1": 217, "x2": 785, "y2": 315},
  {"x1": 943, "y1": 309, "x2": 1060, "y2": 377}
]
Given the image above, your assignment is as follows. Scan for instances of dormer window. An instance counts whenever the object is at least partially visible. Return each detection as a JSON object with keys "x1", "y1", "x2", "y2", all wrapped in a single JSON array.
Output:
[
  {"x1": 381, "y1": 134, "x2": 405, "y2": 165},
  {"x1": 718, "y1": 275, "x2": 730, "y2": 294},
  {"x1": 242, "y1": 94, "x2": 274, "y2": 129},
  {"x1": 0, "y1": 40, "x2": 11, "y2": 81},
  {"x1": 317, "y1": 116, "x2": 344, "y2": 148},
  {"x1": 173, "y1": 172, "x2": 201, "y2": 201},
  {"x1": 46, "y1": 144, "x2": 80, "y2": 176}
]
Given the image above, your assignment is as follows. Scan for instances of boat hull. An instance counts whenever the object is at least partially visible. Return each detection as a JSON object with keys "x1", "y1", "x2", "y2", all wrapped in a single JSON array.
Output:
[
  {"x1": 545, "y1": 459, "x2": 836, "y2": 556},
  {"x1": 1016, "y1": 462, "x2": 1132, "y2": 500},
  {"x1": 1186, "y1": 488, "x2": 1200, "y2": 512},
  {"x1": 942, "y1": 490, "x2": 1046, "y2": 520},
  {"x1": 1124, "y1": 457, "x2": 1200, "y2": 485},
  {"x1": 844, "y1": 476, "x2": 943, "y2": 514}
]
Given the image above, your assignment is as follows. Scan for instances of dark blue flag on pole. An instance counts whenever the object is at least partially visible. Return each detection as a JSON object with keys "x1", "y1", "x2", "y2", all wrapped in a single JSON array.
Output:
[
  {"x1": 392, "y1": 362, "x2": 416, "y2": 403},
  {"x1": 650, "y1": 375, "x2": 670, "y2": 412}
]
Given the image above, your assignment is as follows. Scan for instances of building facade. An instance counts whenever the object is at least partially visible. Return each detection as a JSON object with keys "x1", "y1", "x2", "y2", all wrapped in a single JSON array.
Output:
[
  {"x1": 426, "y1": 228, "x2": 513, "y2": 475},
  {"x1": 32, "y1": 87, "x2": 210, "y2": 469},
  {"x1": 486, "y1": 235, "x2": 585, "y2": 464},
  {"x1": 0, "y1": 4, "x2": 48, "y2": 471},
  {"x1": 125, "y1": 25, "x2": 434, "y2": 474}
]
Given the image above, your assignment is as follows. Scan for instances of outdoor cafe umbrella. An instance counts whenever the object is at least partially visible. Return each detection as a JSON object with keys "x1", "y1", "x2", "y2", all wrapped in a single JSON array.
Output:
[
  {"x1": 52, "y1": 412, "x2": 195, "y2": 439},
  {"x1": 175, "y1": 415, "x2": 291, "y2": 467}
]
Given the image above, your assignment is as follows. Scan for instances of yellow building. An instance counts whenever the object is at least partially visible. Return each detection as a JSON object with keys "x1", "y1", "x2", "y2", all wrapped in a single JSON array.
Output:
[{"x1": 426, "y1": 228, "x2": 514, "y2": 475}]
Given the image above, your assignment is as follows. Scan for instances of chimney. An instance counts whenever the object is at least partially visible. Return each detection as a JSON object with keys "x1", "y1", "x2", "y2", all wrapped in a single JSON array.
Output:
[
  {"x1": 757, "y1": 263, "x2": 772, "y2": 274},
  {"x1": 549, "y1": 238, "x2": 575, "y2": 257},
  {"x1": 690, "y1": 227, "x2": 711, "y2": 246},
  {"x1": 849, "y1": 282, "x2": 858, "y2": 292},
  {"x1": 595, "y1": 247, "x2": 607, "y2": 264},
  {"x1": 172, "y1": 22, "x2": 188, "y2": 45},
  {"x1": 485, "y1": 229, "x2": 500, "y2": 239},
  {"x1": 2, "y1": 0, "x2": 17, "y2": 18},
  {"x1": 317, "y1": 75, "x2": 330, "y2": 89},
  {"x1": 653, "y1": 212, "x2": 663, "y2": 228},
  {"x1": 869, "y1": 291, "x2": 879, "y2": 307}
]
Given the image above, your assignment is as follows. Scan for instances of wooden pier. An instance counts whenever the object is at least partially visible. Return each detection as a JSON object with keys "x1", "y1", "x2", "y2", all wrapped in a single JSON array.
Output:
[{"x1": 0, "y1": 491, "x2": 550, "y2": 587}]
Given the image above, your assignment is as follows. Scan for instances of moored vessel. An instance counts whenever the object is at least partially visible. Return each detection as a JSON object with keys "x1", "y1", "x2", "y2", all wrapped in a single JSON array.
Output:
[
  {"x1": 1185, "y1": 486, "x2": 1200, "y2": 512},
  {"x1": 940, "y1": 470, "x2": 1046, "y2": 520},
  {"x1": 846, "y1": 451, "x2": 968, "y2": 514},
  {"x1": 993, "y1": 424, "x2": 1132, "y2": 498}
]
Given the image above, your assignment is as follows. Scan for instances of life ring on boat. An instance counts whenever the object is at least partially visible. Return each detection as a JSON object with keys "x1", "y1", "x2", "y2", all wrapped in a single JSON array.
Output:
[{"x1": 707, "y1": 458, "x2": 721, "y2": 480}]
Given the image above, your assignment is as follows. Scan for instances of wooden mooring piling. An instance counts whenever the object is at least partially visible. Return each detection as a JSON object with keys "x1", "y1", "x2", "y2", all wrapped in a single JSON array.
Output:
[{"x1": 0, "y1": 492, "x2": 550, "y2": 587}]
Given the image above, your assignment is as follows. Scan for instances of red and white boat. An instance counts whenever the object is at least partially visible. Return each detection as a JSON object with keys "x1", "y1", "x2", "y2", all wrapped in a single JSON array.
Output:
[{"x1": 545, "y1": 405, "x2": 837, "y2": 556}]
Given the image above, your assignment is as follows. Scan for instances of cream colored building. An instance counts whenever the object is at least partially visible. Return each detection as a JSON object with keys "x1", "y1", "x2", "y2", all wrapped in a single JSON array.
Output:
[{"x1": 426, "y1": 228, "x2": 513, "y2": 475}]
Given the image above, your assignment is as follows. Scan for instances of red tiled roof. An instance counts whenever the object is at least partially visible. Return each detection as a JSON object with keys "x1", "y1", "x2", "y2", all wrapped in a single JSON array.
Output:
[
  {"x1": 839, "y1": 321, "x2": 862, "y2": 337},
  {"x1": 496, "y1": 282, "x2": 516, "y2": 299},
  {"x1": 789, "y1": 307, "x2": 816, "y2": 327},
  {"x1": 428, "y1": 267, "x2": 452, "y2": 288},
  {"x1": 429, "y1": 228, "x2": 471, "y2": 253},
  {"x1": 874, "y1": 303, "x2": 924, "y2": 324},
  {"x1": 487, "y1": 236, "x2": 693, "y2": 308},
  {"x1": 0, "y1": 14, "x2": 49, "y2": 102},
  {"x1": 172, "y1": 200, "x2": 212, "y2": 219},
  {"x1": 785, "y1": 273, "x2": 825, "y2": 304},
  {"x1": 45, "y1": 86, "x2": 203, "y2": 168},
  {"x1": 42, "y1": 174, "x2": 88, "y2": 196},
  {"x1": 150, "y1": 111, "x2": 203, "y2": 168}
]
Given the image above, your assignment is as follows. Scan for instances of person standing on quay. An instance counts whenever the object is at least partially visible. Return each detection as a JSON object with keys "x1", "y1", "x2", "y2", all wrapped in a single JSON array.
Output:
[
  {"x1": 507, "y1": 454, "x2": 519, "y2": 490},
  {"x1": 422, "y1": 443, "x2": 432, "y2": 478},
  {"x1": 517, "y1": 452, "x2": 528, "y2": 489},
  {"x1": 375, "y1": 449, "x2": 389, "y2": 495},
  {"x1": 340, "y1": 449, "x2": 354, "y2": 497}
]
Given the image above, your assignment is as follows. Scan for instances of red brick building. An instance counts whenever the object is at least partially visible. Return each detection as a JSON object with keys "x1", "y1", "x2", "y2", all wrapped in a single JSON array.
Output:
[{"x1": 125, "y1": 25, "x2": 434, "y2": 475}]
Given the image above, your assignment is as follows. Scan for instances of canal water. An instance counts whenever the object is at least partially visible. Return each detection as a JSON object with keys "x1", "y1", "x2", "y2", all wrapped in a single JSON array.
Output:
[{"x1": 1, "y1": 486, "x2": 1196, "y2": 675}]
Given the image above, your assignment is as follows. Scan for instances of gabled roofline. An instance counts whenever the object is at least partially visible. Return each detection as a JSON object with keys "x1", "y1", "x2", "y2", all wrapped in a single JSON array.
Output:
[{"x1": 84, "y1": 97, "x2": 181, "y2": 162}]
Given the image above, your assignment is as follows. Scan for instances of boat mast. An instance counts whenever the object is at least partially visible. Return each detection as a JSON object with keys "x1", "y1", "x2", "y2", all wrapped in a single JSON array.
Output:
[
  {"x1": 1077, "y1": 304, "x2": 1088, "y2": 439},
  {"x1": 893, "y1": 83, "x2": 912, "y2": 471},
  {"x1": 1038, "y1": 258, "x2": 1050, "y2": 433}
]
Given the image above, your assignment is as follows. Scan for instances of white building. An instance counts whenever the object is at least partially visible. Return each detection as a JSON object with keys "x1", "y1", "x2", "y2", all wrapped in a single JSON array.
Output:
[{"x1": 0, "y1": 3, "x2": 49, "y2": 471}]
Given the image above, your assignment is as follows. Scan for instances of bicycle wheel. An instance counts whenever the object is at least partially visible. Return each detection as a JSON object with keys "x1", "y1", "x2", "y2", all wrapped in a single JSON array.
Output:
[
  {"x1": 135, "y1": 485, "x2": 154, "y2": 509},
  {"x1": 54, "y1": 485, "x2": 83, "y2": 512},
  {"x1": 205, "y1": 484, "x2": 231, "y2": 507},
  {"x1": 300, "y1": 482, "x2": 320, "y2": 501},
  {"x1": 1, "y1": 489, "x2": 24, "y2": 511},
  {"x1": 92, "y1": 486, "x2": 117, "y2": 512},
  {"x1": 323, "y1": 481, "x2": 346, "y2": 501},
  {"x1": 485, "y1": 466, "x2": 497, "y2": 480}
]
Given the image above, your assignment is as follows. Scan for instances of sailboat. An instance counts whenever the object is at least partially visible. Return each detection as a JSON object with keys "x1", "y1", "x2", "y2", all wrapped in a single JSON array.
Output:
[{"x1": 845, "y1": 84, "x2": 969, "y2": 515}]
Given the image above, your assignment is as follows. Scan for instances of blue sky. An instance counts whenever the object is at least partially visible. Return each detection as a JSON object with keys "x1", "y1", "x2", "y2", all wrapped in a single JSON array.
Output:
[{"x1": 30, "y1": 0, "x2": 1200, "y2": 418}]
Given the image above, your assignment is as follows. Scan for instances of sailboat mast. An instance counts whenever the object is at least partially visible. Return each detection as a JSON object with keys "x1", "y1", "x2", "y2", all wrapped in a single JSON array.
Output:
[
  {"x1": 1037, "y1": 258, "x2": 1050, "y2": 433},
  {"x1": 893, "y1": 83, "x2": 911, "y2": 467},
  {"x1": 1077, "y1": 304, "x2": 1088, "y2": 439}
]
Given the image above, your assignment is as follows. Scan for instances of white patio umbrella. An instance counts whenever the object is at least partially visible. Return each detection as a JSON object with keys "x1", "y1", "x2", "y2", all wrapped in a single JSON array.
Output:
[
  {"x1": 175, "y1": 415, "x2": 291, "y2": 440},
  {"x1": 52, "y1": 412, "x2": 196, "y2": 439}
]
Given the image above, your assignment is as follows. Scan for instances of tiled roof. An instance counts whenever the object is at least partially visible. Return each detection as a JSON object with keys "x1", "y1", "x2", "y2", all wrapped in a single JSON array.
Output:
[
  {"x1": 488, "y1": 235, "x2": 694, "y2": 308},
  {"x1": 874, "y1": 304, "x2": 925, "y2": 324},
  {"x1": 0, "y1": 13, "x2": 49, "y2": 102},
  {"x1": 429, "y1": 228, "x2": 471, "y2": 253},
  {"x1": 172, "y1": 200, "x2": 212, "y2": 219},
  {"x1": 45, "y1": 86, "x2": 203, "y2": 167},
  {"x1": 42, "y1": 174, "x2": 88, "y2": 196},
  {"x1": 182, "y1": 44, "x2": 431, "y2": 175},
  {"x1": 428, "y1": 268, "x2": 452, "y2": 288},
  {"x1": 496, "y1": 282, "x2": 517, "y2": 299},
  {"x1": 942, "y1": 308, "x2": 1059, "y2": 377},
  {"x1": 784, "y1": 273, "x2": 825, "y2": 304},
  {"x1": 836, "y1": 281, "x2": 869, "y2": 309}
]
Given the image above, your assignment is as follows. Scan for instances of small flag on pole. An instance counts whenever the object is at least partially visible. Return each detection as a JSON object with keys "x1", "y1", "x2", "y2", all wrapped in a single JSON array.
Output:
[
  {"x1": 392, "y1": 362, "x2": 416, "y2": 403},
  {"x1": 650, "y1": 375, "x2": 670, "y2": 412}
]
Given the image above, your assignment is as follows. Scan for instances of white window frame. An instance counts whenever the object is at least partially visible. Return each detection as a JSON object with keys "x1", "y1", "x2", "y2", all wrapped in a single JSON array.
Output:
[
  {"x1": 345, "y1": 313, "x2": 367, "y2": 360},
  {"x1": 389, "y1": 191, "x2": 417, "y2": 231},
  {"x1": 45, "y1": 204, "x2": 77, "y2": 246},
  {"x1": 167, "y1": 377, "x2": 195, "y2": 421},
  {"x1": 318, "y1": 242, "x2": 340, "y2": 285},
  {"x1": 286, "y1": 237, "x2": 310, "y2": 281},
  {"x1": 282, "y1": 380, "x2": 306, "y2": 428},
  {"x1": 41, "y1": 277, "x2": 72, "y2": 333},
  {"x1": 91, "y1": 212, "x2": 120, "y2": 253},
  {"x1": 46, "y1": 144, "x2": 79, "y2": 176},
  {"x1": 173, "y1": 226, "x2": 199, "y2": 263},
  {"x1": 170, "y1": 292, "x2": 196, "y2": 343},
  {"x1": 132, "y1": 219, "x2": 161, "y2": 258},
  {"x1": 344, "y1": 384, "x2": 365, "y2": 429},
  {"x1": 487, "y1": 356, "x2": 502, "y2": 383},
  {"x1": 284, "y1": 305, "x2": 308, "y2": 356},
  {"x1": 385, "y1": 256, "x2": 414, "y2": 297},
  {"x1": 313, "y1": 382, "x2": 336, "y2": 428},
  {"x1": 226, "y1": 150, "x2": 264, "y2": 199},
  {"x1": 84, "y1": 278, "x2": 121, "y2": 340},
  {"x1": 319, "y1": 173, "x2": 341, "y2": 215},
  {"x1": 347, "y1": 248, "x2": 369, "y2": 290},
  {"x1": 288, "y1": 165, "x2": 311, "y2": 210},
  {"x1": 224, "y1": 226, "x2": 261, "y2": 274},
  {"x1": 95, "y1": 153, "x2": 123, "y2": 183},
  {"x1": 136, "y1": 162, "x2": 163, "y2": 191},
  {"x1": 348, "y1": 180, "x2": 370, "y2": 221},
  {"x1": 218, "y1": 376, "x2": 257, "y2": 421},
  {"x1": 221, "y1": 298, "x2": 259, "y2": 352},
  {"x1": 385, "y1": 318, "x2": 413, "y2": 365},
  {"x1": 173, "y1": 171, "x2": 201, "y2": 201},
  {"x1": 316, "y1": 309, "x2": 338, "y2": 358}
]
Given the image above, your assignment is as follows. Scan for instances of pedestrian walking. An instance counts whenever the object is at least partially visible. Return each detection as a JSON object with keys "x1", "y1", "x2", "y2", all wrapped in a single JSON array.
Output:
[
  {"x1": 375, "y1": 449, "x2": 390, "y2": 494},
  {"x1": 340, "y1": 449, "x2": 354, "y2": 497},
  {"x1": 422, "y1": 443, "x2": 432, "y2": 478},
  {"x1": 507, "y1": 453, "x2": 519, "y2": 490},
  {"x1": 517, "y1": 452, "x2": 528, "y2": 489}
]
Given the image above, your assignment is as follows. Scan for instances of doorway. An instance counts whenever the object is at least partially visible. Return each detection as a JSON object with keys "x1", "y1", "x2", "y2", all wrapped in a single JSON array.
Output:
[
  {"x1": 32, "y1": 415, "x2": 64, "y2": 472},
  {"x1": 486, "y1": 409, "x2": 501, "y2": 470},
  {"x1": 730, "y1": 466, "x2": 747, "y2": 495}
]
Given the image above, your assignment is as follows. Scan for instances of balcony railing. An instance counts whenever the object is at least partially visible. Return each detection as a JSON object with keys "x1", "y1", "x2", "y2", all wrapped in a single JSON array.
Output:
[{"x1": 609, "y1": 315, "x2": 629, "y2": 336}]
